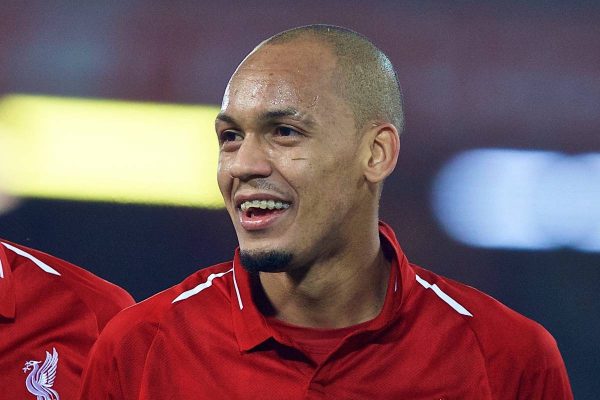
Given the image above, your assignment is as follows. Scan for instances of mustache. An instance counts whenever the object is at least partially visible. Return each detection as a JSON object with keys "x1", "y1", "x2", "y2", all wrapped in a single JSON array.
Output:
[{"x1": 246, "y1": 179, "x2": 287, "y2": 195}]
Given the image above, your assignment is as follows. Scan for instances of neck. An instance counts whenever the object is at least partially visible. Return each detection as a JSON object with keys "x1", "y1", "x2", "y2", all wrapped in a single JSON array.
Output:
[{"x1": 256, "y1": 227, "x2": 391, "y2": 329}]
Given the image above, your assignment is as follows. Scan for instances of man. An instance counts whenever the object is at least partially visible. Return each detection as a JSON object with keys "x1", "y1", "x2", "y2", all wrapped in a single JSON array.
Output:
[
  {"x1": 0, "y1": 239, "x2": 134, "y2": 400},
  {"x1": 79, "y1": 25, "x2": 573, "y2": 399}
]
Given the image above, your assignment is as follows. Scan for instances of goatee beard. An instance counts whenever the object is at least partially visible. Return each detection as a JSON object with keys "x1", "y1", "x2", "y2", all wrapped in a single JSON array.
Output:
[{"x1": 240, "y1": 250, "x2": 293, "y2": 273}]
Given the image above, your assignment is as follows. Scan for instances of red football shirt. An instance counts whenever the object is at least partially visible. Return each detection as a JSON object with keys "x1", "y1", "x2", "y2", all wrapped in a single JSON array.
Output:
[
  {"x1": 80, "y1": 222, "x2": 572, "y2": 399},
  {"x1": 0, "y1": 239, "x2": 135, "y2": 400}
]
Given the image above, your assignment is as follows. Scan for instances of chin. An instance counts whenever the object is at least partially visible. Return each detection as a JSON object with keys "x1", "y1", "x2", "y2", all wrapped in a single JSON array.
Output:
[
  {"x1": 239, "y1": 234, "x2": 288, "y2": 252},
  {"x1": 239, "y1": 248, "x2": 294, "y2": 274}
]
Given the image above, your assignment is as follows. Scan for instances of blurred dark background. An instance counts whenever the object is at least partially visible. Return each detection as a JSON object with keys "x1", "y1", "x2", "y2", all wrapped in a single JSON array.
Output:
[{"x1": 1, "y1": 1, "x2": 598, "y2": 397}]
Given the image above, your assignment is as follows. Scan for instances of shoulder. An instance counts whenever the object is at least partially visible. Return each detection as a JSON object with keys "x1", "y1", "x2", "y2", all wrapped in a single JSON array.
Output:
[
  {"x1": 97, "y1": 261, "x2": 234, "y2": 350},
  {"x1": 409, "y1": 264, "x2": 572, "y2": 398},
  {"x1": 412, "y1": 264, "x2": 565, "y2": 370},
  {"x1": 80, "y1": 262, "x2": 235, "y2": 399},
  {"x1": 1, "y1": 239, "x2": 134, "y2": 331}
]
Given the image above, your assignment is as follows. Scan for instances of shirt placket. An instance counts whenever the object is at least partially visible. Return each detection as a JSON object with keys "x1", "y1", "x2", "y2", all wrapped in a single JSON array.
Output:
[{"x1": 301, "y1": 331, "x2": 366, "y2": 399}]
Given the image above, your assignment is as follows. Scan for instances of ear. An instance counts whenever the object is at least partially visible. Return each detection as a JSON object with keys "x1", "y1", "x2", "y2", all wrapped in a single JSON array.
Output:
[{"x1": 362, "y1": 123, "x2": 400, "y2": 184}]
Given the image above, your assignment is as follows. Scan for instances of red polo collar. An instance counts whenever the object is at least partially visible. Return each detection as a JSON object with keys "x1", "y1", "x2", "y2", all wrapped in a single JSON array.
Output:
[
  {"x1": 0, "y1": 243, "x2": 17, "y2": 320},
  {"x1": 230, "y1": 221, "x2": 416, "y2": 352}
]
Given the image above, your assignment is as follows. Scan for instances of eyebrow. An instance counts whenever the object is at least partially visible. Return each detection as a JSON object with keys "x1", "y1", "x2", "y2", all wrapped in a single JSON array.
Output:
[
  {"x1": 215, "y1": 107, "x2": 316, "y2": 128},
  {"x1": 215, "y1": 112, "x2": 236, "y2": 125}
]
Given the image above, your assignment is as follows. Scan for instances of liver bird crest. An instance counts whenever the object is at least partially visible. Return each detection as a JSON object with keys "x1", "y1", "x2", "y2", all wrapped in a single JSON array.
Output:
[{"x1": 22, "y1": 347, "x2": 60, "y2": 400}]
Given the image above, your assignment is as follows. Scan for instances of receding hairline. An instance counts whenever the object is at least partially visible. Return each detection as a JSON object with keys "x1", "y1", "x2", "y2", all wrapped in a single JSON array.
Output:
[
  {"x1": 261, "y1": 25, "x2": 362, "y2": 44},
  {"x1": 249, "y1": 25, "x2": 404, "y2": 133}
]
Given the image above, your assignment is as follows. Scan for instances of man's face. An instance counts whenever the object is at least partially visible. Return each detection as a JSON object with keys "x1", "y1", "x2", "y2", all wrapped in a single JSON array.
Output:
[{"x1": 216, "y1": 40, "x2": 369, "y2": 271}]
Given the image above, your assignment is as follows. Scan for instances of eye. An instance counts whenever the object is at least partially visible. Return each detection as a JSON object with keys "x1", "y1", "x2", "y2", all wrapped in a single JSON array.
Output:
[
  {"x1": 218, "y1": 130, "x2": 244, "y2": 151},
  {"x1": 219, "y1": 130, "x2": 243, "y2": 143},
  {"x1": 274, "y1": 126, "x2": 301, "y2": 137}
]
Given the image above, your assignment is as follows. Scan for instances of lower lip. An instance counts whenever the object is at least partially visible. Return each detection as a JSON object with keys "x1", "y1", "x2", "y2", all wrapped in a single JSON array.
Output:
[{"x1": 239, "y1": 208, "x2": 288, "y2": 231}]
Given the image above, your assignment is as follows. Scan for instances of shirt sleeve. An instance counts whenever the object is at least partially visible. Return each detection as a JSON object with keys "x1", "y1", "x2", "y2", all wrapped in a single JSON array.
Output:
[
  {"x1": 78, "y1": 309, "x2": 159, "y2": 400},
  {"x1": 516, "y1": 335, "x2": 573, "y2": 400},
  {"x1": 78, "y1": 330, "x2": 125, "y2": 399}
]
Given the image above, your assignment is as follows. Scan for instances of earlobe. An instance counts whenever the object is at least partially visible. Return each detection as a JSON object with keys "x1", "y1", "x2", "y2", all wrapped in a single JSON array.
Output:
[{"x1": 363, "y1": 123, "x2": 400, "y2": 184}]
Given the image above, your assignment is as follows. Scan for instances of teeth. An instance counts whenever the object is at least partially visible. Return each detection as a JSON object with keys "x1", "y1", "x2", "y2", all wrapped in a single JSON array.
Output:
[{"x1": 240, "y1": 200, "x2": 290, "y2": 212}]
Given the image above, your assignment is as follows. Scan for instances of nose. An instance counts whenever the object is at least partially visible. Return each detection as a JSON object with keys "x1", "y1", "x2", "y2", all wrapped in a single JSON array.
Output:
[{"x1": 228, "y1": 135, "x2": 272, "y2": 181}]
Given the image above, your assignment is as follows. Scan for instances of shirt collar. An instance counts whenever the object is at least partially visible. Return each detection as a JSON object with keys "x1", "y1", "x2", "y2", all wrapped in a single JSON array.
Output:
[
  {"x1": 230, "y1": 220, "x2": 416, "y2": 352},
  {"x1": 0, "y1": 242, "x2": 17, "y2": 319},
  {"x1": 230, "y1": 250, "x2": 274, "y2": 351}
]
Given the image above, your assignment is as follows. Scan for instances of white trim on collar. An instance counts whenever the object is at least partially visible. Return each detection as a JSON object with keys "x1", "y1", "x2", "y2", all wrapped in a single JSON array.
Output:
[
  {"x1": 0, "y1": 242, "x2": 61, "y2": 276},
  {"x1": 232, "y1": 260, "x2": 244, "y2": 310}
]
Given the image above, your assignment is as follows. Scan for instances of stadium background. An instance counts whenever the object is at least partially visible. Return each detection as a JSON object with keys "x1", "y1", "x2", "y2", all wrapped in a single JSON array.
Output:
[{"x1": 0, "y1": 1, "x2": 598, "y2": 397}]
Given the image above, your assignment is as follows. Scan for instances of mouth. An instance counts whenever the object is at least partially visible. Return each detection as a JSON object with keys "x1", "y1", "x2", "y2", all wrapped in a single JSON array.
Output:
[{"x1": 237, "y1": 199, "x2": 291, "y2": 231}]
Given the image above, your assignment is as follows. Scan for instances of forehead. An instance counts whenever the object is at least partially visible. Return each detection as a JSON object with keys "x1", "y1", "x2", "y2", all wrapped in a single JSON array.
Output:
[{"x1": 222, "y1": 41, "x2": 340, "y2": 115}]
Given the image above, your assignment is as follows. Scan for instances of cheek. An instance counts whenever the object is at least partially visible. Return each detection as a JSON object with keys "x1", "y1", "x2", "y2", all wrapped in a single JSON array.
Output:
[
  {"x1": 216, "y1": 158, "x2": 232, "y2": 195},
  {"x1": 309, "y1": 154, "x2": 361, "y2": 204},
  {"x1": 294, "y1": 157, "x2": 345, "y2": 200},
  {"x1": 267, "y1": 147, "x2": 313, "y2": 186}
]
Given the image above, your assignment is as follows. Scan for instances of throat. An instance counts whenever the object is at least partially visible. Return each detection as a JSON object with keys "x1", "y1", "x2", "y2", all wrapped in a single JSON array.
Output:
[{"x1": 256, "y1": 253, "x2": 392, "y2": 329}]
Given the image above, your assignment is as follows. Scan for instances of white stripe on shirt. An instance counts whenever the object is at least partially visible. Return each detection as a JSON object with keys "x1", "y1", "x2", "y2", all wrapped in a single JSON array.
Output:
[
  {"x1": 1, "y1": 242, "x2": 61, "y2": 276},
  {"x1": 172, "y1": 268, "x2": 233, "y2": 303},
  {"x1": 232, "y1": 262, "x2": 244, "y2": 310},
  {"x1": 415, "y1": 274, "x2": 473, "y2": 317}
]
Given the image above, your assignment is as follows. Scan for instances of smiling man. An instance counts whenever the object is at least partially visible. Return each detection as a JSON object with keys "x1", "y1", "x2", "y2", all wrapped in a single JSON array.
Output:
[
  {"x1": 79, "y1": 25, "x2": 573, "y2": 399},
  {"x1": 214, "y1": 29, "x2": 400, "y2": 331}
]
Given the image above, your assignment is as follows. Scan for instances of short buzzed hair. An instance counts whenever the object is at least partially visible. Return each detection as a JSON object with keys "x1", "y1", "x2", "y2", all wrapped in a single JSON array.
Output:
[{"x1": 262, "y1": 24, "x2": 404, "y2": 134}]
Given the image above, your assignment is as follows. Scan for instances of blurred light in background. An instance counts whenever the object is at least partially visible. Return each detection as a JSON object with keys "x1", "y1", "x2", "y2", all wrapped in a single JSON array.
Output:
[
  {"x1": 0, "y1": 95, "x2": 223, "y2": 208},
  {"x1": 432, "y1": 149, "x2": 600, "y2": 252}
]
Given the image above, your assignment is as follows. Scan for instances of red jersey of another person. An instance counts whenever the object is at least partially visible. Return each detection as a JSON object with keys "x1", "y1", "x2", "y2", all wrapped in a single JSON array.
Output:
[
  {"x1": 80, "y1": 222, "x2": 572, "y2": 399},
  {"x1": 0, "y1": 239, "x2": 135, "y2": 400}
]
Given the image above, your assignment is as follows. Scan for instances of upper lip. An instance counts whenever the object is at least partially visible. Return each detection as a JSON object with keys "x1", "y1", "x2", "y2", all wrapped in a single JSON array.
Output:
[{"x1": 234, "y1": 193, "x2": 292, "y2": 209}]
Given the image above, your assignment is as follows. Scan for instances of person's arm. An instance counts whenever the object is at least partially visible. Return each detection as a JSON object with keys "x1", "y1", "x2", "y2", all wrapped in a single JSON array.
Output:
[
  {"x1": 79, "y1": 337, "x2": 125, "y2": 400},
  {"x1": 516, "y1": 334, "x2": 573, "y2": 400},
  {"x1": 78, "y1": 308, "x2": 159, "y2": 400}
]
